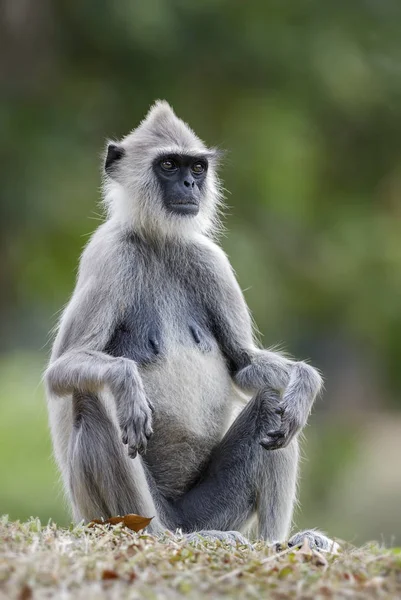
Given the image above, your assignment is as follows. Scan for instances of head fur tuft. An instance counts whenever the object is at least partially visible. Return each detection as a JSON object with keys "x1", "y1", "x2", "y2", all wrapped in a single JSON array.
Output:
[{"x1": 143, "y1": 99, "x2": 177, "y2": 122}]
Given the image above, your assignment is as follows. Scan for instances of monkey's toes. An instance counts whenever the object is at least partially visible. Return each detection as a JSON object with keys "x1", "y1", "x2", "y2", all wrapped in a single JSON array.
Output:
[{"x1": 288, "y1": 530, "x2": 341, "y2": 553}]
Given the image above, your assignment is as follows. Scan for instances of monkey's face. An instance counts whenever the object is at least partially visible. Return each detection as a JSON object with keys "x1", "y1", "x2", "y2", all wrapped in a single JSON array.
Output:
[
  {"x1": 103, "y1": 101, "x2": 223, "y2": 238},
  {"x1": 152, "y1": 154, "x2": 208, "y2": 217}
]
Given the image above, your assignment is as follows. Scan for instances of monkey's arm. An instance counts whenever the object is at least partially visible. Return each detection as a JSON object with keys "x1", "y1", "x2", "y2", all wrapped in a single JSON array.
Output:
[
  {"x1": 198, "y1": 241, "x2": 322, "y2": 449},
  {"x1": 45, "y1": 232, "x2": 152, "y2": 458}
]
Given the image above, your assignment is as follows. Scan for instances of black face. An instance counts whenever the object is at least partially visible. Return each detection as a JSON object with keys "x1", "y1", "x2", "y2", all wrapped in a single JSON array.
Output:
[{"x1": 153, "y1": 154, "x2": 208, "y2": 216}]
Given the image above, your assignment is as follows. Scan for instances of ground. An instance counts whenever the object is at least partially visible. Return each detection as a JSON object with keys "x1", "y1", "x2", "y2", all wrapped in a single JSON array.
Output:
[{"x1": 1, "y1": 517, "x2": 401, "y2": 599}]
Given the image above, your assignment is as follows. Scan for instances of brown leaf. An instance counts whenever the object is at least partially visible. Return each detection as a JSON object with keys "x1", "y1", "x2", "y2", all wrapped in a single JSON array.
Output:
[
  {"x1": 18, "y1": 585, "x2": 32, "y2": 600},
  {"x1": 88, "y1": 513, "x2": 153, "y2": 532},
  {"x1": 102, "y1": 569, "x2": 119, "y2": 580},
  {"x1": 88, "y1": 519, "x2": 105, "y2": 527},
  {"x1": 107, "y1": 517, "x2": 125, "y2": 526},
  {"x1": 123, "y1": 514, "x2": 153, "y2": 532}
]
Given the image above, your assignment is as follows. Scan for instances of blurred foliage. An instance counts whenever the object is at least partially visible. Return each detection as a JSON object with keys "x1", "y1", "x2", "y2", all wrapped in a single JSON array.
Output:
[
  {"x1": 0, "y1": 354, "x2": 67, "y2": 524},
  {"x1": 0, "y1": 0, "x2": 401, "y2": 541}
]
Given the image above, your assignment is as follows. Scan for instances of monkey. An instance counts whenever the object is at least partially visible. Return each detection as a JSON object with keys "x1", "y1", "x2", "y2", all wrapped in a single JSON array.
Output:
[{"x1": 45, "y1": 100, "x2": 336, "y2": 551}]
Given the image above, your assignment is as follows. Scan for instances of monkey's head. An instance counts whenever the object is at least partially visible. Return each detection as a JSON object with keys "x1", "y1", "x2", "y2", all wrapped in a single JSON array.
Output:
[{"x1": 103, "y1": 101, "x2": 223, "y2": 239}]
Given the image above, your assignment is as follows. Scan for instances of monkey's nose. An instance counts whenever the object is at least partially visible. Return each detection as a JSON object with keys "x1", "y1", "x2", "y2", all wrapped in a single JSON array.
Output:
[{"x1": 183, "y1": 179, "x2": 195, "y2": 188}]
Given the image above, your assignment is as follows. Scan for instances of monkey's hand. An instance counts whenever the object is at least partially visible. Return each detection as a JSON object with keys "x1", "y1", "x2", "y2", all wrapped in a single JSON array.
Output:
[
  {"x1": 260, "y1": 362, "x2": 322, "y2": 451},
  {"x1": 109, "y1": 359, "x2": 153, "y2": 459}
]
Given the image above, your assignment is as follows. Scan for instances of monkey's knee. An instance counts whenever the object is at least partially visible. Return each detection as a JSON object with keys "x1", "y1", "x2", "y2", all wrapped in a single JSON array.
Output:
[{"x1": 291, "y1": 361, "x2": 323, "y2": 399}]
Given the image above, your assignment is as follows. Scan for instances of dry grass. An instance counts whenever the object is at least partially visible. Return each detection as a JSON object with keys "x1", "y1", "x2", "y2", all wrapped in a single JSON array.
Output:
[{"x1": 1, "y1": 516, "x2": 401, "y2": 599}]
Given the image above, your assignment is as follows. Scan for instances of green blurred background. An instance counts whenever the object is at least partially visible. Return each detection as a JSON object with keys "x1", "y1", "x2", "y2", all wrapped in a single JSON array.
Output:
[{"x1": 1, "y1": 0, "x2": 401, "y2": 545}]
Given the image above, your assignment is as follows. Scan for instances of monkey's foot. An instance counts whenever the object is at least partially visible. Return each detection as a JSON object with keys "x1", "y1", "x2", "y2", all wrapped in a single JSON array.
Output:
[
  {"x1": 183, "y1": 530, "x2": 253, "y2": 548},
  {"x1": 288, "y1": 529, "x2": 340, "y2": 553}
]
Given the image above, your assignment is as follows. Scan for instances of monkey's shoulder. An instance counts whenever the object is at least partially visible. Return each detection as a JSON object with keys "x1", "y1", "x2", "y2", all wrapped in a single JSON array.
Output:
[
  {"x1": 183, "y1": 237, "x2": 237, "y2": 290},
  {"x1": 76, "y1": 222, "x2": 147, "y2": 286}
]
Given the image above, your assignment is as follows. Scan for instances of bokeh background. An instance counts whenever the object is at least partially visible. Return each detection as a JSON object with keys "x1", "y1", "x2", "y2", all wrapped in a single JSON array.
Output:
[{"x1": 1, "y1": 0, "x2": 401, "y2": 545}]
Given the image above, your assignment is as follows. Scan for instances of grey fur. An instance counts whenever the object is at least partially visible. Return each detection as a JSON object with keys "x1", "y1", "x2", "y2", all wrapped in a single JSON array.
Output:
[{"x1": 45, "y1": 101, "x2": 332, "y2": 549}]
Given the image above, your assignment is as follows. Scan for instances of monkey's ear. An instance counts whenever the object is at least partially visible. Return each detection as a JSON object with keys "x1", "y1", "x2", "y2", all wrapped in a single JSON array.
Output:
[{"x1": 105, "y1": 143, "x2": 125, "y2": 174}]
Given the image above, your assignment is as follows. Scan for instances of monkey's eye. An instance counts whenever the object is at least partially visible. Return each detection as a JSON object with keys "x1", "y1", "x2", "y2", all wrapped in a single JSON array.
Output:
[
  {"x1": 160, "y1": 158, "x2": 177, "y2": 171},
  {"x1": 192, "y1": 162, "x2": 206, "y2": 175}
]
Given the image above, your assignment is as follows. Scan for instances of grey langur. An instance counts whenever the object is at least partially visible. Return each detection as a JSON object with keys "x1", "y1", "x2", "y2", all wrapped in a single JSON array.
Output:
[{"x1": 45, "y1": 101, "x2": 335, "y2": 550}]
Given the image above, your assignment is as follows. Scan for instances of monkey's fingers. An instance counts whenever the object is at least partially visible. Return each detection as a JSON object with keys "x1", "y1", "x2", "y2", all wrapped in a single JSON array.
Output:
[
  {"x1": 121, "y1": 426, "x2": 144, "y2": 458},
  {"x1": 260, "y1": 428, "x2": 288, "y2": 450},
  {"x1": 144, "y1": 411, "x2": 153, "y2": 440},
  {"x1": 260, "y1": 438, "x2": 284, "y2": 450},
  {"x1": 128, "y1": 447, "x2": 138, "y2": 459},
  {"x1": 136, "y1": 441, "x2": 147, "y2": 455},
  {"x1": 266, "y1": 429, "x2": 285, "y2": 440},
  {"x1": 126, "y1": 430, "x2": 139, "y2": 457},
  {"x1": 128, "y1": 436, "x2": 142, "y2": 458},
  {"x1": 133, "y1": 425, "x2": 148, "y2": 456}
]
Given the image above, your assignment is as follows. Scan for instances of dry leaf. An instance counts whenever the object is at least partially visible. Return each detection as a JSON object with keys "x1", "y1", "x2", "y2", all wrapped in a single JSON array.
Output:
[
  {"x1": 18, "y1": 585, "x2": 32, "y2": 600},
  {"x1": 89, "y1": 513, "x2": 153, "y2": 532},
  {"x1": 102, "y1": 569, "x2": 119, "y2": 580},
  {"x1": 123, "y1": 514, "x2": 153, "y2": 532},
  {"x1": 89, "y1": 519, "x2": 106, "y2": 526},
  {"x1": 107, "y1": 517, "x2": 125, "y2": 526}
]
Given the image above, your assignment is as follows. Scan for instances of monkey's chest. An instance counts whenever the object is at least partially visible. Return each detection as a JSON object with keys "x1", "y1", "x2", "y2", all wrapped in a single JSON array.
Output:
[{"x1": 105, "y1": 291, "x2": 214, "y2": 366}]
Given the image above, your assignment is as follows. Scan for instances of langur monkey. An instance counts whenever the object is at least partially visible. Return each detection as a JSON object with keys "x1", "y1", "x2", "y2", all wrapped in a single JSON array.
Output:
[{"x1": 45, "y1": 101, "x2": 335, "y2": 550}]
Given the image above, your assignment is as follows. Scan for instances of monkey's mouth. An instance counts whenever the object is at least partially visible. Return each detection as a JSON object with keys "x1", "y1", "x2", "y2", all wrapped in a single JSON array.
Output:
[{"x1": 168, "y1": 202, "x2": 199, "y2": 216}]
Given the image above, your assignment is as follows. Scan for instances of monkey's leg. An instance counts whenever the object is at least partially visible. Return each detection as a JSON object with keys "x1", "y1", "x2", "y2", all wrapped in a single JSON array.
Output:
[
  {"x1": 68, "y1": 390, "x2": 164, "y2": 532},
  {"x1": 174, "y1": 388, "x2": 298, "y2": 543}
]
